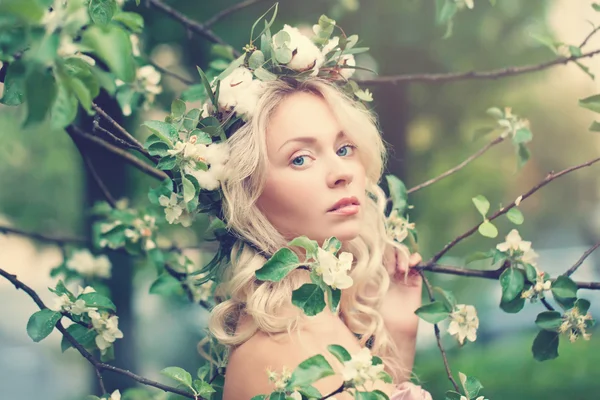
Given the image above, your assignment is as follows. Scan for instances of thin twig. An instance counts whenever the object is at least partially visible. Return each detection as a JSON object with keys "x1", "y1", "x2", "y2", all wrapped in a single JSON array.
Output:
[
  {"x1": 540, "y1": 298, "x2": 555, "y2": 312},
  {"x1": 146, "y1": 0, "x2": 241, "y2": 57},
  {"x1": 429, "y1": 155, "x2": 600, "y2": 263},
  {"x1": 147, "y1": 59, "x2": 196, "y2": 85},
  {"x1": 419, "y1": 272, "x2": 460, "y2": 393},
  {"x1": 407, "y1": 136, "x2": 505, "y2": 194},
  {"x1": 321, "y1": 384, "x2": 346, "y2": 399},
  {"x1": 67, "y1": 126, "x2": 169, "y2": 181},
  {"x1": 563, "y1": 241, "x2": 600, "y2": 278},
  {"x1": 93, "y1": 119, "x2": 140, "y2": 151},
  {"x1": 0, "y1": 268, "x2": 201, "y2": 399},
  {"x1": 91, "y1": 103, "x2": 150, "y2": 157},
  {"x1": 580, "y1": 26, "x2": 600, "y2": 49},
  {"x1": 358, "y1": 48, "x2": 600, "y2": 85},
  {"x1": 0, "y1": 225, "x2": 88, "y2": 245},
  {"x1": 95, "y1": 367, "x2": 107, "y2": 395},
  {"x1": 204, "y1": 0, "x2": 272, "y2": 28}
]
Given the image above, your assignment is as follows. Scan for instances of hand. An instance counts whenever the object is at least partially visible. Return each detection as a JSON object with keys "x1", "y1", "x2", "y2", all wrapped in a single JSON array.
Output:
[{"x1": 383, "y1": 243, "x2": 423, "y2": 290}]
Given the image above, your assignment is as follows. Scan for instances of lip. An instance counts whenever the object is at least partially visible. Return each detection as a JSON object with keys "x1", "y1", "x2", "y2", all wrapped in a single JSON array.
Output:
[{"x1": 327, "y1": 196, "x2": 360, "y2": 214}]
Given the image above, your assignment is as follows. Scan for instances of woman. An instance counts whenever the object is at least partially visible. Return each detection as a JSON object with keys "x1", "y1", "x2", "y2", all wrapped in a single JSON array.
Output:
[{"x1": 207, "y1": 77, "x2": 431, "y2": 399}]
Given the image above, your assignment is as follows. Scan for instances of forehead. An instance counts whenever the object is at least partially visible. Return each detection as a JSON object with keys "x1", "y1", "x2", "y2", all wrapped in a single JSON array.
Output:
[{"x1": 265, "y1": 91, "x2": 342, "y2": 148}]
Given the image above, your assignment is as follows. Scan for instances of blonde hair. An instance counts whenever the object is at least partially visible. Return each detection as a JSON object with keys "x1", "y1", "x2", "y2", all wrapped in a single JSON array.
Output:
[{"x1": 207, "y1": 78, "x2": 408, "y2": 380}]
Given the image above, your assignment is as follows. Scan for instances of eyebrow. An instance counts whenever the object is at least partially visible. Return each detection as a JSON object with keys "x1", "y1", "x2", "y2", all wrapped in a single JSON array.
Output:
[{"x1": 278, "y1": 130, "x2": 346, "y2": 151}]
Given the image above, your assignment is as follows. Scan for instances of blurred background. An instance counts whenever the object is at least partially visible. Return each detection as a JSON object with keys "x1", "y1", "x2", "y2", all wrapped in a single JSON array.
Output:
[{"x1": 1, "y1": 0, "x2": 600, "y2": 399}]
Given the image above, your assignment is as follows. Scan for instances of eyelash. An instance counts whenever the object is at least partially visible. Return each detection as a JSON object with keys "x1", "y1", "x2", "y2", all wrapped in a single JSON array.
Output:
[{"x1": 290, "y1": 143, "x2": 357, "y2": 167}]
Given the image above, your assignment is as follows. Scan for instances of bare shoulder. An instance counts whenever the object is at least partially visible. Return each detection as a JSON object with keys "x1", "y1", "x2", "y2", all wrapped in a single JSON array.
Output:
[{"x1": 222, "y1": 310, "x2": 374, "y2": 400}]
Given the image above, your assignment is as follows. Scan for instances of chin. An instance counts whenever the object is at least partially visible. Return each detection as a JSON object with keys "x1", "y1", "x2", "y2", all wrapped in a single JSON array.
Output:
[{"x1": 319, "y1": 223, "x2": 361, "y2": 244}]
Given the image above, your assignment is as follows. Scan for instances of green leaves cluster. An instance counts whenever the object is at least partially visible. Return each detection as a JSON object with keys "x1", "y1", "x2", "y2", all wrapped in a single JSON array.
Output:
[
  {"x1": 415, "y1": 287, "x2": 457, "y2": 324},
  {"x1": 0, "y1": 0, "x2": 143, "y2": 128},
  {"x1": 160, "y1": 366, "x2": 216, "y2": 399},
  {"x1": 255, "y1": 236, "x2": 344, "y2": 317},
  {"x1": 445, "y1": 372, "x2": 485, "y2": 400},
  {"x1": 471, "y1": 194, "x2": 524, "y2": 238}
]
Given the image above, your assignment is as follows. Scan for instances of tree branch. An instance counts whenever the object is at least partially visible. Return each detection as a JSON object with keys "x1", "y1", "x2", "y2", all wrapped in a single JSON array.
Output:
[
  {"x1": 0, "y1": 225, "x2": 88, "y2": 245},
  {"x1": 420, "y1": 272, "x2": 460, "y2": 393},
  {"x1": 0, "y1": 268, "x2": 200, "y2": 399},
  {"x1": 407, "y1": 136, "x2": 505, "y2": 194},
  {"x1": 146, "y1": 59, "x2": 196, "y2": 85},
  {"x1": 146, "y1": 0, "x2": 241, "y2": 57},
  {"x1": 580, "y1": 26, "x2": 600, "y2": 49},
  {"x1": 91, "y1": 103, "x2": 150, "y2": 157},
  {"x1": 563, "y1": 241, "x2": 600, "y2": 278},
  {"x1": 204, "y1": 0, "x2": 272, "y2": 28},
  {"x1": 429, "y1": 155, "x2": 600, "y2": 263},
  {"x1": 358, "y1": 48, "x2": 600, "y2": 85},
  {"x1": 66, "y1": 126, "x2": 169, "y2": 181}
]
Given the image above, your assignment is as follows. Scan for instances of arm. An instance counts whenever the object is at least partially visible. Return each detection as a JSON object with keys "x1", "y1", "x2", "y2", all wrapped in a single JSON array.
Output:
[{"x1": 381, "y1": 247, "x2": 424, "y2": 381}]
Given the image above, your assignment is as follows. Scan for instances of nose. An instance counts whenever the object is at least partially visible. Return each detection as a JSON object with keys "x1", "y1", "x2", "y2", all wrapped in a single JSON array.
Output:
[{"x1": 326, "y1": 157, "x2": 354, "y2": 188}]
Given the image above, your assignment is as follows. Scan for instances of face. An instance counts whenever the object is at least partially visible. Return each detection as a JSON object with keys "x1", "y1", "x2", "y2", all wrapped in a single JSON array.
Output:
[{"x1": 256, "y1": 91, "x2": 367, "y2": 245}]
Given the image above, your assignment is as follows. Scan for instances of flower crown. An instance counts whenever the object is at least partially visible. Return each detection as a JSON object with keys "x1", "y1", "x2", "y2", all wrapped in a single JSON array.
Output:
[{"x1": 138, "y1": 7, "x2": 375, "y2": 282}]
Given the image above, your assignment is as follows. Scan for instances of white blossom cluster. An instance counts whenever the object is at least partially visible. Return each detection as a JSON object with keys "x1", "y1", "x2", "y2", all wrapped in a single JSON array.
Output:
[
  {"x1": 385, "y1": 209, "x2": 415, "y2": 244},
  {"x1": 314, "y1": 247, "x2": 354, "y2": 290},
  {"x1": 99, "y1": 214, "x2": 158, "y2": 251},
  {"x1": 520, "y1": 265, "x2": 552, "y2": 302},
  {"x1": 447, "y1": 304, "x2": 479, "y2": 345},
  {"x1": 496, "y1": 229, "x2": 539, "y2": 266},
  {"x1": 217, "y1": 67, "x2": 265, "y2": 121},
  {"x1": 116, "y1": 65, "x2": 163, "y2": 116},
  {"x1": 341, "y1": 347, "x2": 385, "y2": 387},
  {"x1": 50, "y1": 285, "x2": 97, "y2": 315},
  {"x1": 88, "y1": 309, "x2": 124, "y2": 355},
  {"x1": 66, "y1": 249, "x2": 112, "y2": 279},
  {"x1": 493, "y1": 107, "x2": 531, "y2": 141},
  {"x1": 168, "y1": 139, "x2": 230, "y2": 191},
  {"x1": 559, "y1": 306, "x2": 594, "y2": 343},
  {"x1": 108, "y1": 390, "x2": 121, "y2": 400},
  {"x1": 266, "y1": 366, "x2": 292, "y2": 391}
]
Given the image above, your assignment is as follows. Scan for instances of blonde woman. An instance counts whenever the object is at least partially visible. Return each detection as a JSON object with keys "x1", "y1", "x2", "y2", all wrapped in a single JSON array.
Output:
[{"x1": 208, "y1": 77, "x2": 432, "y2": 400}]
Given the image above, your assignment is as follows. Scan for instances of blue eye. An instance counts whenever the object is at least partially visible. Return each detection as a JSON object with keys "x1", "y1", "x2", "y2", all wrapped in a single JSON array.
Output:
[
  {"x1": 337, "y1": 144, "x2": 356, "y2": 157},
  {"x1": 291, "y1": 156, "x2": 306, "y2": 166}
]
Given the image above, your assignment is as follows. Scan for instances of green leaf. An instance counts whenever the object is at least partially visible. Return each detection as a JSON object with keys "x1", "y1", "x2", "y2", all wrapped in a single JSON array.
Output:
[
  {"x1": 459, "y1": 372, "x2": 483, "y2": 399},
  {"x1": 327, "y1": 344, "x2": 351, "y2": 363},
  {"x1": 386, "y1": 175, "x2": 408, "y2": 213},
  {"x1": 507, "y1": 208, "x2": 524, "y2": 225},
  {"x1": 593, "y1": 3, "x2": 600, "y2": 11},
  {"x1": 192, "y1": 380, "x2": 215, "y2": 398},
  {"x1": 513, "y1": 127, "x2": 533, "y2": 144},
  {"x1": 183, "y1": 109, "x2": 202, "y2": 131},
  {"x1": 0, "y1": 60, "x2": 26, "y2": 105},
  {"x1": 524, "y1": 263, "x2": 537, "y2": 283},
  {"x1": 532, "y1": 330, "x2": 559, "y2": 361},
  {"x1": 61, "y1": 324, "x2": 97, "y2": 352},
  {"x1": 171, "y1": 99, "x2": 186, "y2": 119},
  {"x1": 322, "y1": 237, "x2": 342, "y2": 254},
  {"x1": 444, "y1": 391, "x2": 463, "y2": 400},
  {"x1": 253, "y1": 67, "x2": 278, "y2": 81},
  {"x1": 377, "y1": 371, "x2": 393, "y2": 384},
  {"x1": 486, "y1": 107, "x2": 504, "y2": 119},
  {"x1": 146, "y1": 142, "x2": 170, "y2": 157},
  {"x1": 551, "y1": 276, "x2": 578, "y2": 299},
  {"x1": 434, "y1": 287, "x2": 457, "y2": 311},
  {"x1": 112, "y1": 11, "x2": 145, "y2": 33},
  {"x1": 472, "y1": 195, "x2": 490, "y2": 216},
  {"x1": 79, "y1": 293, "x2": 117, "y2": 312},
  {"x1": 69, "y1": 76, "x2": 93, "y2": 113},
  {"x1": 287, "y1": 236, "x2": 319, "y2": 259},
  {"x1": 143, "y1": 120, "x2": 177, "y2": 144},
  {"x1": 500, "y1": 267, "x2": 525, "y2": 303},
  {"x1": 190, "y1": 129, "x2": 212, "y2": 145},
  {"x1": 160, "y1": 367, "x2": 193, "y2": 389},
  {"x1": 196, "y1": 66, "x2": 216, "y2": 108},
  {"x1": 248, "y1": 50, "x2": 265, "y2": 70},
  {"x1": 478, "y1": 221, "x2": 498, "y2": 238},
  {"x1": 575, "y1": 298, "x2": 591, "y2": 314},
  {"x1": 255, "y1": 248, "x2": 300, "y2": 282},
  {"x1": 535, "y1": 311, "x2": 563, "y2": 331},
  {"x1": 89, "y1": 0, "x2": 118, "y2": 25},
  {"x1": 82, "y1": 24, "x2": 136, "y2": 82},
  {"x1": 27, "y1": 309, "x2": 62, "y2": 342},
  {"x1": 292, "y1": 284, "x2": 325, "y2": 316},
  {"x1": 355, "y1": 391, "x2": 389, "y2": 400},
  {"x1": 149, "y1": 273, "x2": 184, "y2": 296},
  {"x1": 249, "y1": 396, "x2": 267, "y2": 400},
  {"x1": 579, "y1": 94, "x2": 600, "y2": 113},
  {"x1": 273, "y1": 47, "x2": 293, "y2": 64},
  {"x1": 287, "y1": 354, "x2": 335, "y2": 388},
  {"x1": 589, "y1": 121, "x2": 600, "y2": 132},
  {"x1": 297, "y1": 385, "x2": 322, "y2": 399},
  {"x1": 465, "y1": 250, "x2": 493, "y2": 265},
  {"x1": 182, "y1": 176, "x2": 196, "y2": 203},
  {"x1": 499, "y1": 294, "x2": 525, "y2": 314},
  {"x1": 50, "y1": 83, "x2": 78, "y2": 129},
  {"x1": 415, "y1": 301, "x2": 451, "y2": 324},
  {"x1": 24, "y1": 67, "x2": 57, "y2": 127},
  {"x1": 249, "y1": 2, "x2": 278, "y2": 42}
]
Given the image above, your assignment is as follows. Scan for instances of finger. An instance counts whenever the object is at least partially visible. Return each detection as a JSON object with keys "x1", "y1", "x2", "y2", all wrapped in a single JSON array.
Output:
[{"x1": 408, "y1": 252, "x2": 422, "y2": 267}]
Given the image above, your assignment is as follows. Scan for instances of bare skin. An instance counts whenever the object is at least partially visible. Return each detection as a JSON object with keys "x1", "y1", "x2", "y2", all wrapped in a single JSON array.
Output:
[{"x1": 223, "y1": 92, "x2": 423, "y2": 399}]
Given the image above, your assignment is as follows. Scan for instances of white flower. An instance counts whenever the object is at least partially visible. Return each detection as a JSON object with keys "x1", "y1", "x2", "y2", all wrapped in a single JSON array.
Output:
[
  {"x1": 266, "y1": 367, "x2": 292, "y2": 391},
  {"x1": 66, "y1": 249, "x2": 112, "y2": 279},
  {"x1": 158, "y1": 193, "x2": 184, "y2": 224},
  {"x1": 455, "y1": 0, "x2": 474, "y2": 9},
  {"x1": 354, "y1": 88, "x2": 373, "y2": 102},
  {"x1": 280, "y1": 24, "x2": 324, "y2": 74},
  {"x1": 130, "y1": 34, "x2": 141, "y2": 57},
  {"x1": 315, "y1": 247, "x2": 354, "y2": 289},
  {"x1": 137, "y1": 65, "x2": 162, "y2": 101},
  {"x1": 108, "y1": 390, "x2": 121, "y2": 400},
  {"x1": 341, "y1": 347, "x2": 384, "y2": 387},
  {"x1": 289, "y1": 391, "x2": 302, "y2": 400},
  {"x1": 50, "y1": 294, "x2": 73, "y2": 313},
  {"x1": 88, "y1": 310, "x2": 124, "y2": 354},
  {"x1": 385, "y1": 209, "x2": 415, "y2": 243},
  {"x1": 180, "y1": 141, "x2": 230, "y2": 191},
  {"x1": 339, "y1": 54, "x2": 356, "y2": 79},
  {"x1": 447, "y1": 304, "x2": 479, "y2": 345},
  {"x1": 521, "y1": 248, "x2": 539, "y2": 266},
  {"x1": 322, "y1": 36, "x2": 340, "y2": 56},
  {"x1": 496, "y1": 229, "x2": 531, "y2": 254},
  {"x1": 50, "y1": 286, "x2": 97, "y2": 315},
  {"x1": 559, "y1": 306, "x2": 594, "y2": 342},
  {"x1": 217, "y1": 67, "x2": 264, "y2": 120}
]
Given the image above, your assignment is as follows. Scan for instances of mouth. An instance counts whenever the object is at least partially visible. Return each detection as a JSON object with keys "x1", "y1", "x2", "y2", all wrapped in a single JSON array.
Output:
[{"x1": 327, "y1": 196, "x2": 361, "y2": 215}]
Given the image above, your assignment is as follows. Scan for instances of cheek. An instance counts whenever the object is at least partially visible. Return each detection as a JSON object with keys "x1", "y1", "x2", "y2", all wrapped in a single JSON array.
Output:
[{"x1": 257, "y1": 171, "x2": 313, "y2": 217}]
